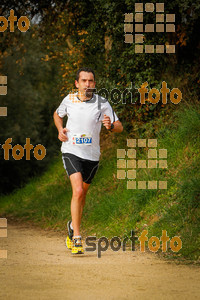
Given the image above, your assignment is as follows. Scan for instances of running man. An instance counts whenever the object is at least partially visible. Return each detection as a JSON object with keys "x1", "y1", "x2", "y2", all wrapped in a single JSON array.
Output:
[{"x1": 53, "y1": 67, "x2": 123, "y2": 254}]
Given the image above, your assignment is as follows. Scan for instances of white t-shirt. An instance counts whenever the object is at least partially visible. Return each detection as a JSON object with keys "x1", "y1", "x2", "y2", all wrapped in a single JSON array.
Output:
[{"x1": 56, "y1": 93, "x2": 119, "y2": 161}]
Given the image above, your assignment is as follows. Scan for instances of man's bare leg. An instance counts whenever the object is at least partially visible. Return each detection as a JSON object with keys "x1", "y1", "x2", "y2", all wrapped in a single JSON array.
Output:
[
  {"x1": 69, "y1": 172, "x2": 90, "y2": 237},
  {"x1": 80, "y1": 181, "x2": 90, "y2": 218}
]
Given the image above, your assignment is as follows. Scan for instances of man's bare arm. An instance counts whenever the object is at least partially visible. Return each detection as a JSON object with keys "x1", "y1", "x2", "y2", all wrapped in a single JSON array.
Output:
[
  {"x1": 112, "y1": 120, "x2": 123, "y2": 133},
  {"x1": 102, "y1": 115, "x2": 123, "y2": 133},
  {"x1": 53, "y1": 111, "x2": 68, "y2": 142}
]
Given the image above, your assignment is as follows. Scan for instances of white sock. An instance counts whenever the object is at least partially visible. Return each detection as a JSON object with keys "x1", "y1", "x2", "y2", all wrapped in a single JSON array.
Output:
[
  {"x1": 70, "y1": 222, "x2": 73, "y2": 230},
  {"x1": 73, "y1": 235, "x2": 82, "y2": 239}
]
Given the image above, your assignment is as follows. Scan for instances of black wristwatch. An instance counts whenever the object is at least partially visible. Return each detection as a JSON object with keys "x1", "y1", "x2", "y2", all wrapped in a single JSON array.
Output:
[{"x1": 109, "y1": 123, "x2": 114, "y2": 132}]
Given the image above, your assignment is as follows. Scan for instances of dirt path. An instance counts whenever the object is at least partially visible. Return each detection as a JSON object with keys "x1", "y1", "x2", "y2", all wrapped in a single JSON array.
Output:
[{"x1": 0, "y1": 223, "x2": 199, "y2": 300}]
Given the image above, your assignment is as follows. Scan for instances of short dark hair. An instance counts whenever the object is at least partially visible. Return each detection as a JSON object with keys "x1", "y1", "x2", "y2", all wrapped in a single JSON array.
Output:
[{"x1": 76, "y1": 67, "x2": 95, "y2": 81}]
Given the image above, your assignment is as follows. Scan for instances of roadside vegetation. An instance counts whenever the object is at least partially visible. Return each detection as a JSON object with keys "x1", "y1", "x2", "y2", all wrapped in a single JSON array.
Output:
[
  {"x1": 0, "y1": 0, "x2": 199, "y2": 261},
  {"x1": 0, "y1": 99, "x2": 199, "y2": 261}
]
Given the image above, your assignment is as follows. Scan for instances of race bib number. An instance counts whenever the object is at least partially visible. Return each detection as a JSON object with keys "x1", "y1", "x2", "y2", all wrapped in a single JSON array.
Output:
[{"x1": 72, "y1": 134, "x2": 92, "y2": 145}]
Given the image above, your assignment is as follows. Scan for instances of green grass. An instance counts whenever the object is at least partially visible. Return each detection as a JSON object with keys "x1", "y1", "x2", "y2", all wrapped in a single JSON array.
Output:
[{"x1": 0, "y1": 103, "x2": 199, "y2": 261}]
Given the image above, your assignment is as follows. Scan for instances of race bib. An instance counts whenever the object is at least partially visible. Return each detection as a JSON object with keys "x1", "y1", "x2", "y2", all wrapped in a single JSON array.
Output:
[{"x1": 72, "y1": 134, "x2": 92, "y2": 145}]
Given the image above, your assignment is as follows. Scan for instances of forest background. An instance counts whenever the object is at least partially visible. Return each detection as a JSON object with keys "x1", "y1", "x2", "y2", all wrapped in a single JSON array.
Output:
[{"x1": 0, "y1": 0, "x2": 199, "y2": 260}]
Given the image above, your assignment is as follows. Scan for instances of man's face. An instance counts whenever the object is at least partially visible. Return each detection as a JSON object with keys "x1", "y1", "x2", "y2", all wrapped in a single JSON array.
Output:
[{"x1": 75, "y1": 71, "x2": 96, "y2": 98}]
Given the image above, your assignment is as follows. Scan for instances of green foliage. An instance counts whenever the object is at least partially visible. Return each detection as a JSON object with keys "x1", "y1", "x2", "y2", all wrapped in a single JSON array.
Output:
[
  {"x1": 175, "y1": 105, "x2": 200, "y2": 144},
  {"x1": 148, "y1": 105, "x2": 200, "y2": 260},
  {"x1": 1, "y1": 0, "x2": 200, "y2": 193},
  {"x1": 0, "y1": 103, "x2": 200, "y2": 261},
  {"x1": 0, "y1": 29, "x2": 60, "y2": 193},
  {"x1": 0, "y1": 0, "x2": 200, "y2": 262}
]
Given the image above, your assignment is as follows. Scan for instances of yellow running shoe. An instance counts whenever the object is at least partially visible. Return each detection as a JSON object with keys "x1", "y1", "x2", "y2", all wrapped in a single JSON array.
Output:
[
  {"x1": 66, "y1": 235, "x2": 73, "y2": 250},
  {"x1": 71, "y1": 237, "x2": 84, "y2": 254}
]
